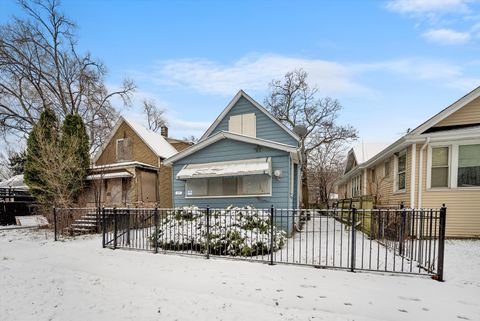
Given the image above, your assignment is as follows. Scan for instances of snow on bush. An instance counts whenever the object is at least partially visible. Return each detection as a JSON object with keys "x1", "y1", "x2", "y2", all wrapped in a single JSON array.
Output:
[{"x1": 150, "y1": 205, "x2": 287, "y2": 256}]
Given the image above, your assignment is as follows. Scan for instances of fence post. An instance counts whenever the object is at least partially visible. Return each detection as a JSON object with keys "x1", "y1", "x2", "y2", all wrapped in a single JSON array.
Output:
[
  {"x1": 350, "y1": 206, "x2": 356, "y2": 272},
  {"x1": 53, "y1": 207, "x2": 57, "y2": 241},
  {"x1": 399, "y1": 206, "x2": 406, "y2": 255},
  {"x1": 154, "y1": 207, "x2": 159, "y2": 254},
  {"x1": 270, "y1": 205, "x2": 275, "y2": 266},
  {"x1": 206, "y1": 206, "x2": 210, "y2": 259},
  {"x1": 101, "y1": 207, "x2": 106, "y2": 248},
  {"x1": 436, "y1": 204, "x2": 447, "y2": 282},
  {"x1": 113, "y1": 207, "x2": 117, "y2": 250}
]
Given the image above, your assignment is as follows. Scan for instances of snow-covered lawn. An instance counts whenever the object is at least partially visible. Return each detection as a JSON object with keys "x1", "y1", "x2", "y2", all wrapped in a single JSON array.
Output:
[{"x1": 1, "y1": 229, "x2": 479, "y2": 321}]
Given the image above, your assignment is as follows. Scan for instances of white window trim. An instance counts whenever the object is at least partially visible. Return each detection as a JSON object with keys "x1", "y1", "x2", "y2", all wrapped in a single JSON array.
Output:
[
  {"x1": 426, "y1": 144, "x2": 451, "y2": 190},
  {"x1": 427, "y1": 139, "x2": 480, "y2": 190},
  {"x1": 384, "y1": 158, "x2": 390, "y2": 178},
  {"x1": 184, "y1": 175, "x2": 273, "y2": 199},
  {"x1": 393, "y1": 150, "x2": 407, "y2": 193}
]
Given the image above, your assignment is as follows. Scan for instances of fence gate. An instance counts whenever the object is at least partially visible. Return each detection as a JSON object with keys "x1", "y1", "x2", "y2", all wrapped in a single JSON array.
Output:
[{"x1": 99, "y1": 206, "x2": 446, "y2": 281}]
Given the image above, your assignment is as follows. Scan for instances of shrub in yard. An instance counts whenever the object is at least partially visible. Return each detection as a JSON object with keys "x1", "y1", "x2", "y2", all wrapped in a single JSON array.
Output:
[{"x1": 150, "y1": 205, "x2": 286, "y2": 256}]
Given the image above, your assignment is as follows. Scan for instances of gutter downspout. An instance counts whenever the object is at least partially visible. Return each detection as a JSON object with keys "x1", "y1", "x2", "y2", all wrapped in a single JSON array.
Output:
[
  {"x1": 410, "y1": 143, "x2": 416, "y2": 208},
  {"x1": 417, "y1": 137, "x2": 430, "y2": 208}
]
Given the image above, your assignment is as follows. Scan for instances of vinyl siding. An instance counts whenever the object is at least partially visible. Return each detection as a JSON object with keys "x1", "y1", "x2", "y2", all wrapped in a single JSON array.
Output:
[
  {"x1": 418, "y1": 143, "x2": 480, "y2": 238},
  {"x1": 209, "y1": 96, "x2": 298, "y2": 146},
  {"x1": 172, "y1": 138, "x2": 292, "y2": 210},
  {"x1": 434, "y1": 96, "x2": 480, "y2": 128}
]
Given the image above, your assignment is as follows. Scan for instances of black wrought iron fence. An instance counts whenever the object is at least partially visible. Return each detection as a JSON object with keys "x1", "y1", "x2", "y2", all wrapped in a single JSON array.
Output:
[{"x1": 99, "y1": 206, "x2": 446, "y2": 281}]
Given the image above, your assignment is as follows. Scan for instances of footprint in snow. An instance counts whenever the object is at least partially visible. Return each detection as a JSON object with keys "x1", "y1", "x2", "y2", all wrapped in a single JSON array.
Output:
[
  {"x1": 276, "y1": 289, "x2": 284, "y2": 292},
  {"x1": 398, "y1": 309, "x2": 408, "y2": 313},
  {"x1": 344, "y1": 303, "x2": 352, "y2": 306},
  {"x1": 255, "y1": 288, "x2": 262, "y2": 291},
  {"x1": 457, "y1": 316, "x2": 469, "y2": 320},
  {"x1": 399, "y1": 296, "x2": 421, "y2": 302},
  {"x1": 297, "y1": 295, "x2": 304, "y2": 299},
  {"x1": 422, "y1": 307, "x2": 429, "y2": 311},
  {"x1": 319, "y1": 295, "x2": 327, "y2": 299},
  {"x1": 300, "y1": 284, "x2": 317, "y2": 288}
]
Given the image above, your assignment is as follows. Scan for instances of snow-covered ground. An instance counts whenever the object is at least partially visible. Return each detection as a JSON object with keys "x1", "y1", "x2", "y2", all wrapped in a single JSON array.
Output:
[{"x1": 1, "y1": 228, "x2": 479, "y2": 321}]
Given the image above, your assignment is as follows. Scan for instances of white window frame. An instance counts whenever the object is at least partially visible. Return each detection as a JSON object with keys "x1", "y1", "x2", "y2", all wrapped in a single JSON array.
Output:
[
  {"x1": 351, "y1": 174, "x2": 362, "y2": 197},
  {"x1": 384, "y1": 158, "x2": 390, "y2": 178},
  {"x1": 427, "y1": 139, "x2": 480, "y2": 190},
  {"x1": 184, "y1": 175, "x2": 272, "y2": 199},
  {"x1": 426, "y1": 144, "x2": 451, "y2": 190},
  {"x1": 393, "y1": 150, "x2": 407, "y2": 193}
]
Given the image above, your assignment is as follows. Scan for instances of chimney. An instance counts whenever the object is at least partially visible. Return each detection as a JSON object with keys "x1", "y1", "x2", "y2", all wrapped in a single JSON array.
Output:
[{"x1": 160, "y1": 125, "x2": 168, "y2": 137}]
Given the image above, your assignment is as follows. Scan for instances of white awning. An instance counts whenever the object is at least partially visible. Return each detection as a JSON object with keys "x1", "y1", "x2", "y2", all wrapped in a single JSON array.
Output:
[
  {"x1": 177, "y1": 158, "x2": 271, "y2": 179},
  {"x1": 86, "y1": 171, "x2": 133, "y2": 180}
]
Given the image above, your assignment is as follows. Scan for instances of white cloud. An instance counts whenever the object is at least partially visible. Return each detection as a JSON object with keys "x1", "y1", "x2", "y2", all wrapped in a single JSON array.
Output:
[
  {"x1": 145, "y1": 54, "x2": 479, "y2": 96},
  {"x1": 422, "y1": 28, "x2": 471, "y2": 44},
  {"x1": 153, "y1": 54, "x2": 369, "y2": 96},
  {"x1": 386, "y1": 0, "x2": 472, "y2": 14}
]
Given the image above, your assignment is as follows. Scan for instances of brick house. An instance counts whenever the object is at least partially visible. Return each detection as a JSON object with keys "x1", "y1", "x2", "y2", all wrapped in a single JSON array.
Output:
[{"x1": 81, "y1": 117, "x2": 192, "y2": 208}]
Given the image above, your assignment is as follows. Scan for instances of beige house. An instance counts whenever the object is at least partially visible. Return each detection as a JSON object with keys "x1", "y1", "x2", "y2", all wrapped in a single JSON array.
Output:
[
  {"x1": 80, "y1": 117, "x2": 192, "y2": 208},
  {"x1": 336, "y1": 87, "x2": 480, "y2": 238}
]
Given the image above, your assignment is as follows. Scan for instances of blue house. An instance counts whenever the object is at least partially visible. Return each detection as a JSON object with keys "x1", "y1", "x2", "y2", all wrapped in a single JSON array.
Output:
[{"x1": 164, "y1": 90, "x2": 302, "y2": 210}]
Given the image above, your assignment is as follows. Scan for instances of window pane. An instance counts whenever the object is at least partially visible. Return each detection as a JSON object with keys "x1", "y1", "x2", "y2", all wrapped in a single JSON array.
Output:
[
  {"x1": 431, "y1": 167, "x2": 448, "y2": 188},
  {"x1": 432, "y1": 147, "x2": 448, "y2": 167},
  {"x1": 398, "y1": 172, "x2": 406, "y2": 190},
  {"x1": 186, "y1": 179, "x2": 207, "y2": 196},
  {"x1": 398, "y1": 154, "x2": 406, "y2": 172},
  {"x1": 222, "y1": 177, "x2": 238, "y2": 195},
  {"x1": 459, "y1": 145, "x2": 480, "y2": 167},
  {"x1": 208, "y1": 177, "x2": 223, "y2": 196},
  {"x1": 242, "y1": 175, "x2": 269, "y2": 195},
  {"x1": 458, "y1": 144, "x2": 480, "y2": 187}
]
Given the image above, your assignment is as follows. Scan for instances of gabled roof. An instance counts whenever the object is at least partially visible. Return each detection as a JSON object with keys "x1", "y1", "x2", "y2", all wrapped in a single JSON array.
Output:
[
  {"x1": 344, "y1": 142, "x2": 390, "y2": 174},
  {"x1": 199, "y1": 90, "x2": 300, "y2": 142},
  {"x1": 164, "y1": 130, "x2": 299, "y2": 165},
  {"x1": 352, "y1": 142, "x2": 391, "y2": 164},
  {"x1": 92, "y1": 117, "x2": 178, "y2": 163},
  {"x1": 409, "y1": 85, "x2": 480, "y2": 136}
]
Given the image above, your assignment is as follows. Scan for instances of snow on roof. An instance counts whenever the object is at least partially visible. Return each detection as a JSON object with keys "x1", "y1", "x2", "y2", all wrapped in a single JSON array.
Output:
[
  {"x1": 0, "y1": 174, "x2": 28, "y2": 190},
  {"x1": 352, "y1": 142, "x2": 391, "y2": 164},
  {"x1": 122, "y1": 117, "x2": 178, "y2": 159}
]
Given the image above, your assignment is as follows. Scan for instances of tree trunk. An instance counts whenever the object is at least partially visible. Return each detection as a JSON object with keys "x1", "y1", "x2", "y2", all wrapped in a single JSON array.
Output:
[{"x1": 301, "y1": 160, "x2": 309, "y2": 208}]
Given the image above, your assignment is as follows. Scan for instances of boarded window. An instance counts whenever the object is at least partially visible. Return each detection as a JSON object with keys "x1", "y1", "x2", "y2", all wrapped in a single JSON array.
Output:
[
  {"x1": 185, "y1": 174, "x2": 270, "y2": 197},
  {"x1": 116, "y1": 138, "x2": 132, "y2": 161},
  {"x1": 228, "y1": 113, "x2": 256, "y2": 137},
  {"x1": 431, "y1": 147, "x2": 449, "y2": 188},
  {"x1": 458, "y1": 144, "x2": 480, "y2": 187}
]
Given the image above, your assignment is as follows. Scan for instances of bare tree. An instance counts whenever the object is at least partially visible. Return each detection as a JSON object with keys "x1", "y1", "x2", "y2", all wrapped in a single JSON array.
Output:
[
  {"x1": 182, "y1": 135, "x2": 199, "y2": 143},
  {"x1": 308, "y1": 141, "x2": 346, "y2": 206},
  {"x1": 143, "y1": 99, "x2": 167, "y2": 132},
  {"x1": 0, "y1": 0, "x2": 135, "y2": 153},
  {"x1": 265, "y1": 69, "x2": 358, "y2": 207}
]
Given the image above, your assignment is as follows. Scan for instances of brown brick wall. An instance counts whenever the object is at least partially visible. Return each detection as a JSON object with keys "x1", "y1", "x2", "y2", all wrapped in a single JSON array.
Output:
[
  {"x1": 95, "y1": 121, "x2": 158, "y2": 167},
  {"x1": 158, "y1": 163, "x2": 173, "y2": 208}
]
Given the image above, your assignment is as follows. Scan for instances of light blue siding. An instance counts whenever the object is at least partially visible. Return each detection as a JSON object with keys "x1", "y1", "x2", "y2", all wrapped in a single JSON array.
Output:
[
  {"x1": 172, "y1": 138, "x2": 292, "y2": 210},
  {"x1": 209, "y1": 96, "x2": 298, "y2": 146}
]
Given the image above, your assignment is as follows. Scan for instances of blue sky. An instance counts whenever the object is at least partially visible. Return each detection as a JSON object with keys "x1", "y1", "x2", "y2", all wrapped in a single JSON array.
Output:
[{"x1": 1, "y1": 0, "x2": 480, "y2": 143}]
